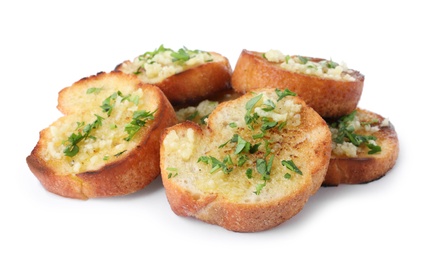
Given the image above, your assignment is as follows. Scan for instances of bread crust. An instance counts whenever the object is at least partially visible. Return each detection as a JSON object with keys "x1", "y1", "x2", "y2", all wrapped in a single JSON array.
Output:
[
  {"x1": 231, "y1": 50, "x2": 364, "y2": 118},
  {"x1": 27, "y1": 71, "x2": 178, "y2": 199},
  {"x1": 323, "y1": 108, "x2": 399, "y2": 186},
  {"x1": 115, "y1": 52, "x2": 232, "y2": 106},
  {"x1": 160, "y1": 89, "x2": 332, "y2": 232}
]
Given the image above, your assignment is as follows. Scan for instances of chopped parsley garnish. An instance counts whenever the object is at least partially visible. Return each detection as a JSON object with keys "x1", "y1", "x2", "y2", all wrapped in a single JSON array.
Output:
[
  {"x1": 325, "y1": 60, "x2": 338, "y2": 69},
  {"x1": 245, "y1": 94, "x2": 263, "y2": 112},
  {"x1": 100, "y1": 91, "x2": 122, "y2": 116},
  {"x1": 275, "y1": 88, "x2": 297, "y2": 101},
  {"x1": 198, "y1": 155, "x2": 233, "y2": 174},
  {"x1": 86, "y1": 87, "x2": 103, "y2": 94},
  {"x1": 282, "y1": 160, "x2": 303, "y2": 175},
  {"x1": 367, "y1": 143, "x2": 382, "y2": 154},
  {"x1": 330, "y1": 110, "x2": 382, "y2": 154},
  {"x1": 229, "y1": 122, "x2": 237, "y2": 128},
  {"x1": 124, "y1": 109, "x2": 157, "y2": 141},
  {"x1": 262, "y1": 99, "x2": 276, "y2": 112},
  {"x1": 298, "y1": 56, "x2": 309, "y2": 64},
  {"x1": 199, "y1": 114, "x2": 209, "y2": 125},
  {"x1": 254, "y1": 154, "x2": 275, "y2": 195},
  {"x1": 114, "y1": 150, "x2": 127, "y2": 157},
  {"x1": 167, "y1": 167, "x2": 179, "y2": 179},
  {"x1": 244, "y1": 94, "x2": 262, "y2": 129},
  {"x1": 186, "y1": 111, "x2": 199, "y2": 121},
  {"x1": 63, "y1": 114, "x2": 105, "y2": 157}
]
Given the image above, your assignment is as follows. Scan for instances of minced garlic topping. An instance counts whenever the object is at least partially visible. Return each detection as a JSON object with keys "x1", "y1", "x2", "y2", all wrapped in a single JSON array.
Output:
[
  {"x1": 264, "y1": 49, "x2": 355, "y2": 81},
  {"x1": 163, "y1": 128, "x2": 195, "y2": 161},
  {"x1": 121, "y1": 45, "x2": 223, "y2": 84}
]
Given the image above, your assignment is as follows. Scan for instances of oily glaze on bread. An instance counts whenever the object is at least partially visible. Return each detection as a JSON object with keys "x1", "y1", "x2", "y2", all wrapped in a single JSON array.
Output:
[
  {"x1": 231, "y1": 49, "x2": 364, "y2": 118},
  {"x1": 323, "y1": 108, "x2": 399, "y2": 186},
  {"x1": 160, "y1": 88, "x2": 332, "y2": 232},
  {"x1": 115, "y1": 45, "x2": 232, "y2": 106},
  {"x1": 26, "y1": 71, "x2": 177, "y2": 199}
]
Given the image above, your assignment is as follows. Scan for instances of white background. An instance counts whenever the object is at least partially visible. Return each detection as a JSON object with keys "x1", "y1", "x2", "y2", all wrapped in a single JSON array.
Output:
[{"x1": 1, "y1": 1, "x2": 430, "y2": 259}]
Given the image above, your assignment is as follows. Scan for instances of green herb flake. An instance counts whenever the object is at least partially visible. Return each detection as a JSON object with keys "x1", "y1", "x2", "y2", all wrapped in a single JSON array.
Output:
[
  {"x1": 100, "y1": 92, "x2": 119, "y2": 116},
  {"x1": 167, "y1": 167, "x2": 179, "y2": 179},
  {"x1": 245, "y1": 168, "x2": 253, "y2": 179},
  {"x1": 281, "y1": 160, "x2": 303, "y2": 175},
  {"x1": 229, "y1": 122, "x2": 237, "y2": 128},
  {"x1": 252, "y1": 132, "x2": 265, "y2": 139},
  {"x1": 262, "y1": 99, "x2": 276, "y2": 112},
  {"x1": 63, "y1": 115, "x2": 105, "y2": 157},
  {"x1": 199, "y1": 114, "x2": 209, "y2": 125},
  {"x1": 186, "y1": 111, "x2": 199, "y2": 121},
  {"x1": 245, "y1": 94, "x2": 263, "y2": 112},
  {"x1": 114, "y1": 150, "x2": 127, "y2": 157},
  {"x1": 168, "y1": 172, "x2": 178, "y2": 179},
  {"x1": 367, "y1": 143, "x2": 382, "y2": 154},
  {"x1": 298, "y1": 56, "x2": 309, "y2": 64},
  {"x1": 86, "y1": 87, "x2": 103, "y2": 94},
  {"x1": 275, "y1": 88, "x2": 297, "y2": 101},
  {"x1": 124, "y1": 109, "x2": 157, "y2": 141},
  {"x1": 198, "y1": 156, "x2": 233, "y2": 174},
  {"x1": 235, "y1": 135, "x2": 251, "y2": 154},
  {"x1": 326, "y1": 60, "x2": 338, "y2": 69},
  {"x1": 171, "y1": 48, "x2": 191, "y2": 62},
  {"x1": 254, "y1": 181, "x2": 266, "y2": 195},
  {"x1": 237, "y1": 155, "x2": 248, "y2": 167}
]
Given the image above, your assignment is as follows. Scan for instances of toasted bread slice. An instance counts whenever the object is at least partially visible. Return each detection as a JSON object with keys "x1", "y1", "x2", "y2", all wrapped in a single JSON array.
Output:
[
  {"x1": 323, "y1": 108, "x2": 399, "y2": 186},
  {"x1": 160, "y1": 88, "x2": 332, "y2": 232},
  {"x1": 115, "y1": 45, "x2": 232, "y2": 106},
  {"x1": 231, "y1": 49, "x2": 364, "y2": 117},
  {"x1": 26, "y1": 71, "x2": 177, "y2": 199}
]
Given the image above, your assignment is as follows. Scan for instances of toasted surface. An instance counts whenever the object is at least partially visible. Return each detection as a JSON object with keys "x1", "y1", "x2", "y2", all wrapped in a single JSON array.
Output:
[
  {"x1": 160, "y1": 88, "x2": 332, "y2": 232},
  {"x1": 231, "y1": 49, "x2": 364, "y2": 117},
  {"x1": 323, "y1": 108, "x2": 399, "y2": 186},
  {"x1": 115, "y1": 45, "x2": 232, "y2": 106},
  {"x1": 27, "y1": 71, "x2": 177, "y2": 199}
]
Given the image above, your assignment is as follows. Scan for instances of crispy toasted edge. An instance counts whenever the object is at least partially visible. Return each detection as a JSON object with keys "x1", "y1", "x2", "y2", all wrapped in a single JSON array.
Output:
[
  {"x1": 26, "y1": 74, "x2": 178, "y2": 199},
  {"x1": 160, "y1": 90, "x2": 332, "y2": 232},
  {"x1": 115, "y1": 52, "x2": 233, "y2": 106},
  {"x1": 231, "y1": 49, "x2": 364, "y2": 118},
  {"x1": 323, "y1": 108, "x2": 399, "y2": 186}
]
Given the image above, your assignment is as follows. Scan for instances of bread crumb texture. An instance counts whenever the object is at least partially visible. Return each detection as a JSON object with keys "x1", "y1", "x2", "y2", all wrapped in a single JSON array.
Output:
[
  {"x1": 264, "y1": 49, "x2": 355, "y2": 81},
  {"x1": 119, "y1": 45, "x2": 225, "y2": 84},
  {"x1": 163, "y1": 89, "x2": 329, "y2": 204},
  {"x1": 41, "y1": 79, "x2": 158, "y2": 174}
]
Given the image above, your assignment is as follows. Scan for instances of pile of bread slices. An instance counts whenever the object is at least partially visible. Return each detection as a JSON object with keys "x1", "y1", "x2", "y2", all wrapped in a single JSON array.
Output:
[{"x1": 27, "y1": 45, "x2": 399, "y2": 232}]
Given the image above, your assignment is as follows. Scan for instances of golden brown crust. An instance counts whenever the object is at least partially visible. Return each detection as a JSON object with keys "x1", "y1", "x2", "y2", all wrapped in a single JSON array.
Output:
[
  {"x1": 115, "y1": 52, "x2": 233, "y2": 106},
  {"x1": 160, "y1": 89, "x2": 332, "y2": 232},
  {"x1": 323, "y1": 108, "x2": 399, "y2": 186},
  {"x1": 231, "y1": 50, "x2": 364, "y2": 118},
  {"x1": 27, "y1": 72, "x2": 178, "y2": 199}
]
